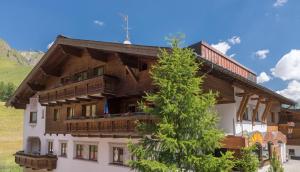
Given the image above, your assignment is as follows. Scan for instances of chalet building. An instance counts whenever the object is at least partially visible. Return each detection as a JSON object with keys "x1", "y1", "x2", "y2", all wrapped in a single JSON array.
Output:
[
  {"x1": 278, "y1": 108, "x2": 300, "y2": 159},
  {"x1": 8, "y1": 35, "x2": 296, "y2": 172}
]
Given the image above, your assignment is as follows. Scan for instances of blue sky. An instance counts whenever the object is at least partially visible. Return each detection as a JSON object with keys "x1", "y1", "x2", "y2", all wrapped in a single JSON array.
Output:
[{"x1": 0, "y1": 0, "x2": 300, "y2": 102}]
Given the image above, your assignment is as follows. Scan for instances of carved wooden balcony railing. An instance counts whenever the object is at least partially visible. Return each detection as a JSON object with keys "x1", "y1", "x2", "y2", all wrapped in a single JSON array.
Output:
[
  {"x1": 65, "y1": 113, "x2": 158, "y2": 137},
  {"x1": 39, "y1": 75, "x2": 119, "y2": 104},
  {"x1": 14, "y1": 151, "x2": 57, "y2": 170}
]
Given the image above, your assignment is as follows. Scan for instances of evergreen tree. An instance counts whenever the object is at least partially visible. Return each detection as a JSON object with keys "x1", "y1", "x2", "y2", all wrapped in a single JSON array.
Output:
[
  {"x1": 0, "y1": 81, "x2": 16, "y2": 101},
  {"x1": 128, "y1": 38, "x2": 234, "y2": 172},
  {"x1": 236, "y1": 146, "x2": 259, "y2": 172}
]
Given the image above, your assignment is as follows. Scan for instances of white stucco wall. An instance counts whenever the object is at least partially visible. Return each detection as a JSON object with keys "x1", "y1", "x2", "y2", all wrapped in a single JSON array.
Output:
[
  {"x1": 23, "y1": 98, "x2": 47, "y2": 154},
  {"x1": 287, "y1": 145, "x2": 300, "y2": 157}
]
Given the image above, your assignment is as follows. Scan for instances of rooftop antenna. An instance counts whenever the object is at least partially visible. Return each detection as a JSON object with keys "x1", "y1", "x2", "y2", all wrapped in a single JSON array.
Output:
[{"x1": 120, "y1": 14, "x2": 131, "y2": 44}]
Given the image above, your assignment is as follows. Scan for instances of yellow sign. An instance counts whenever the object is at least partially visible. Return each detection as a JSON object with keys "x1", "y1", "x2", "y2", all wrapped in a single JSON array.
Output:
[{"x1": 248, "y1": 131, "x2": 263, "y2": 146}]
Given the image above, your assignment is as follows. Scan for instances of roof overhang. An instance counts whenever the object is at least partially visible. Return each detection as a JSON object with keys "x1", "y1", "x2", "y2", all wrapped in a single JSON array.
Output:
[{"x1": 7, "y1": 35, "x2": 296, "y2": 109}]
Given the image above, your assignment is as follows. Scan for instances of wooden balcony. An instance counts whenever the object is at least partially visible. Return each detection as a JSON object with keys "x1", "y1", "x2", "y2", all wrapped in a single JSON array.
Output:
[
  {"x1": 39, "y1": 75, "x2": 119, "y2": 104},
  {"x1": 65, "y1": 113, "x2": 158, "y2": 137},
  {"x1": 14, "y1": 151, "x2": 57, "y2": 170}
]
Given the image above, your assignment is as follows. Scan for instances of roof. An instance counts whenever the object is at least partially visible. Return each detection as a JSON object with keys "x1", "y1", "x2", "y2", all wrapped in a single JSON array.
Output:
[{"x1": 7, "y1": 35, "x2": 296, "y2": 108}]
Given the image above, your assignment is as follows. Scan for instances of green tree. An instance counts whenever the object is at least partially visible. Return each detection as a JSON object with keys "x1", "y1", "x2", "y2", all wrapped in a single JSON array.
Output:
[
  {"x1": 128, "y1": 38, "x2": 234, "y2": 172},
  {"x1": 236, "y1": 146, "x2": 259, "y2": 172},
  {"x1": 0, "y1": 81, "x2": 16, "y2": 101}
]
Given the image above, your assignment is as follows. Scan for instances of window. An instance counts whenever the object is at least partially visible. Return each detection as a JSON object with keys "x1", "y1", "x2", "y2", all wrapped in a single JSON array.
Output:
[
  {"x1": 61, "y1": 76, "x2": 71, "y2": 85},
  {"x1": 112, "y1": 147, "x2": 124, "y2": 164},
  {"x1": 29, "y1": 112, "x2": 37, "y2": 123},
  {"x1": 67, "y1": 107, "x2": 74, "y2": 119},
  {"x1": 242, "y1": 107, "x2": 249, "y2": 121},
  {"x1": 89, "y1": 145, "x2": 98, "y2": 161},
  {"x1": 82, "y1": 104, "x2": 97, "y2": 117},
  {"x1": 289, "y1": 149, "x2": 295, "y2": 156},
  {"x1": 48, "y1": 141, "x2": 54, "y2": 154},
  {"x1": 54, "y1": 109, "x2": 59, "y2": 121},
  {"x1": 128, "y1": 104, "x2": 136, "y2": 113},
  {"x1": 271, "y1": 112, "x2": 275, "y2": 123},
  {"x1": 60, "y1": 143, "x2": 67, "y2": 157},
  {"x1": 93, "y1": 67, "x2": 104, "y2": 76},
  {"x1": 74, "y1": 71, "x2": 88, "y2": 82},
  {"x1": 76, "y1": 144, "x2": 83, "y2": 159}
]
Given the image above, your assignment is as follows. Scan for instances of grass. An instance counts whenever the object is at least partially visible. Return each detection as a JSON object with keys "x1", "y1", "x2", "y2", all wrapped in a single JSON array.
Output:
[
  {"x1": 0, "y1": 102, "x2": 23, "y2": 171},
  {"x1": 0, "y1": 57, "x2": 32, "y2": 86}
]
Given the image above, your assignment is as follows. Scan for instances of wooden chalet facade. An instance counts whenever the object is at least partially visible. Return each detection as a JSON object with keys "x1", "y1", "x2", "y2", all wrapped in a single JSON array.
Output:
[{"x1": 8, "y1": 35, "x2": 296, "y2": 172}]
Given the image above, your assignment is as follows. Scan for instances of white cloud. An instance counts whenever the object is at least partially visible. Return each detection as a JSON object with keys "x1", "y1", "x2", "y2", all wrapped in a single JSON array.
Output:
[
  {"x1": 211, "y1": 42, "x2": 231, "y2": 55},
  {"x1": 277, "y1": 80, "x2": 300, "y2": 103},
  {"x1": 257, "y1": 72, "x2": 271, "y2": 84},
  {"x1": 271, "y1": 49, "x2": 300, "y2": 80},
  {"x1": 228, "y1": 36, "x2": 241, "y2": 45},
  {"x1": 255, "y1": 49, "x2": 270, "y2": 59},
  {"x1": 273, "y1": 0, "x2": 288, "y2": 7},
  {"x1": 94, "y1": 20, "x2": 104, "y2": 26},
  {"x1": 47, "y1": 41, "x2": 54, "y2": 49},
  {"x1": 212, "y1": 36, "x2": 241, "y2": 55}
]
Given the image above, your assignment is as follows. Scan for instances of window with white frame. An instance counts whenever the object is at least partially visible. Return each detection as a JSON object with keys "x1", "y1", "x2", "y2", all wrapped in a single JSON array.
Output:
[
  {"x1": 60, "y1": 142, "x2": 67, "y2": 157},
  {"x1": 48, "y1": 141, "x2": 54, "y2": 154},
  {"x1": 109, "y1": 143, "x2": 132, "y2": 165},
  {"x1": 89, "y1": 145, "x2": 98, "y2": 161},
  {"x1": 75, "y1": 144, "x2": 83, "y2": 159},
  {"x1": 29, "y1": 112, "x2": 37, "y2": 124},
  {"x1": 112, "y1": 147, "x2": 124, "y2": 164},
  {"x1": 74, "y1": 143, "x2": 98, "y2": 161}
]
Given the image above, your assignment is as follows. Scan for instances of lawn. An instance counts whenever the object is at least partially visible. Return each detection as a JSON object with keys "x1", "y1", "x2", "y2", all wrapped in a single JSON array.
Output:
[
  {"x1": 0, "y1": 102, "x2": 23, "y2": 171},
  {"x1": 0, "y1": 57, "x2": 31, "y2": 86}
]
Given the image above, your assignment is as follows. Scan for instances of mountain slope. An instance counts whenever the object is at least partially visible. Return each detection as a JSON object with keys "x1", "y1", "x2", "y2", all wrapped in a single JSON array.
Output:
[{"x1": 0, "y1": 39, "x2": 43, "y2": 86}]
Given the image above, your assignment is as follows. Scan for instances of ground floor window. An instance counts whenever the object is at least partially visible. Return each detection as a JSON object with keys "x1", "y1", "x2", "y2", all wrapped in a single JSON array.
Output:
[
  {"x1": 289, "y1": 149, "x2": 295, "y2": 156},
  {"x1": 76, "y1": 144, "x2": 83, "y2": 159},
  {"x1": 112, "y1": 147, "x2": 124, "y2": 164},
  {"x1": 89, "y1": 145, "x2": 98, "y2": 161},
  {"x1": 60, "y1": 142, "x2": 67, "y2": 157}
]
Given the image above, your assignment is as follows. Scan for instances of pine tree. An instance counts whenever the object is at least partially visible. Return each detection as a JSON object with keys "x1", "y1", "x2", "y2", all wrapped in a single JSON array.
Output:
[
  {"x1": 128, "y1": 38, "x2": 234, "y2": 172},
  {"x1": 236, "y1": 146, "x2": 259, "y2": 172}
]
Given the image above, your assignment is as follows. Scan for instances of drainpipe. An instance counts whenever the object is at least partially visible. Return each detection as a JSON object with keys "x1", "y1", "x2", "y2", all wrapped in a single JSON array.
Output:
[{"x1": 233, "y1": 118, "x2": 236, "y2": 136}]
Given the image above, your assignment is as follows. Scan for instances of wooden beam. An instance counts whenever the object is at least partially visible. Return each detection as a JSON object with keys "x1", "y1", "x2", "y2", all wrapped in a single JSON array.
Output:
[
  {"x1": 86, "y1": 48, "x2": 109, "y2": 62},
  {"x1": 27, "y1": 82, "x2": 45, "y2": 91},
  {"x1": 40, "y1": 66, "x2": 61, "y2": 77},
  {"x1": 252, "y1": 97, "x2": 262, "y2": 125},
  {"x1": 236, "y1": 93, "x2": 251, "y2": 121},
  {"x1": 119, "y1": 53, "x2": 139, "y2": 68},
  {"x1": 60, "y1": 45, "x2": 84, "y2": 57},
  {"x1": 262, "y1": 100, "x2": 273, "y2": 123},
  {"x1": 125, "y1": 65, "x2": 138, "y2": 83}
]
